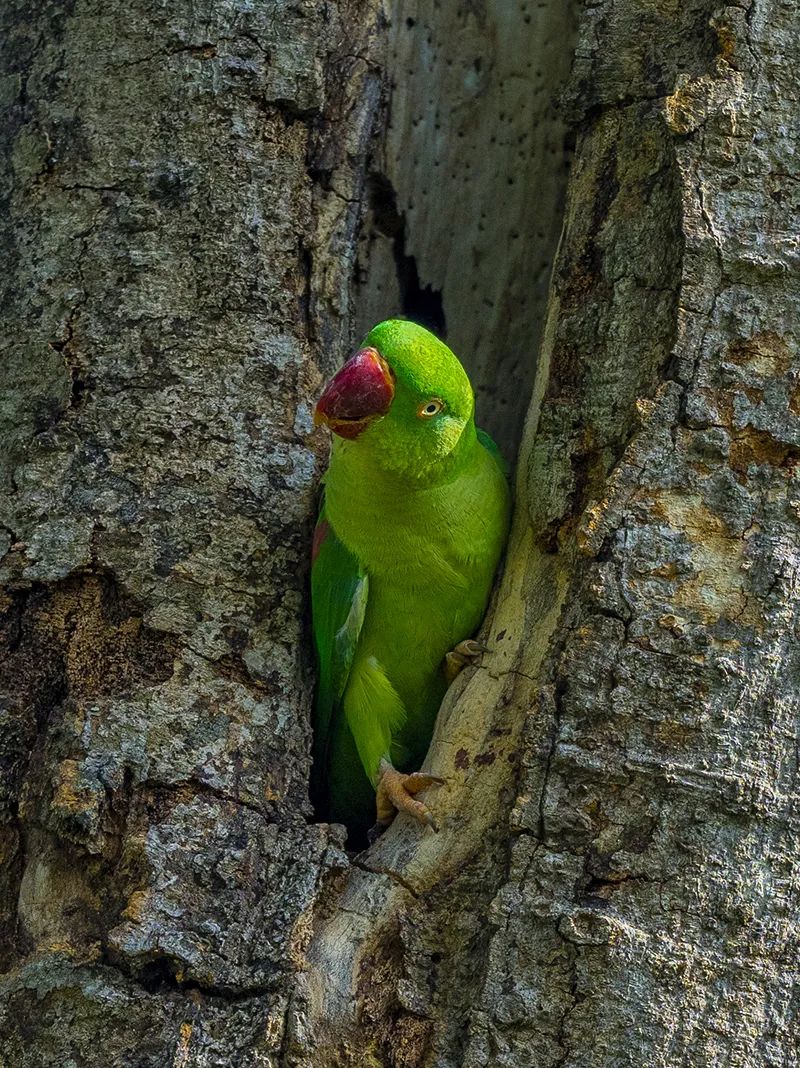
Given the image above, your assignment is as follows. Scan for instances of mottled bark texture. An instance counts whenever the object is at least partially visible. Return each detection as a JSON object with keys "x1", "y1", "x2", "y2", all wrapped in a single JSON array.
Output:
[
  {"x1": 0, "y1": 0, "x2": 382, "y2": 1063},
  {"x1": 465, "y1": 2, "x2": 800, "y2": 1063},
  {"x1": 2, "y1": 0, "x2": 798, "y2": 1067},
  {"x1": 294, "y1": 1, "x2": 800, "y2": 1066}
]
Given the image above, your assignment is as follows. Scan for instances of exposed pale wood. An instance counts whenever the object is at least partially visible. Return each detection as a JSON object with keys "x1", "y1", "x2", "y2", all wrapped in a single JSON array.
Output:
[{"x1": 355, "y1": 0, "x2": 578, "y2": 457}]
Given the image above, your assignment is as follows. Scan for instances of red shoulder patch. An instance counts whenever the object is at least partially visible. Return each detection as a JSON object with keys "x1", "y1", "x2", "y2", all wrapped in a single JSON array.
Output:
[{"x1": 312, "y1": 519, "x2": 330, "y2": 564}]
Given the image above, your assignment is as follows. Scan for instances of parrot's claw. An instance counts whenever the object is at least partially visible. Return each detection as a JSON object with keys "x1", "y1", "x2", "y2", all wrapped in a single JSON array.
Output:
[
  {"x1": 367, "y1": 822, "x2": 386, "y2": 846},
  {"x1": 374, "y1": 760, "x2": 444, "y2": 834},
  {"x1": 444, "y1": 638, "x2": 491, "y2": 684}
]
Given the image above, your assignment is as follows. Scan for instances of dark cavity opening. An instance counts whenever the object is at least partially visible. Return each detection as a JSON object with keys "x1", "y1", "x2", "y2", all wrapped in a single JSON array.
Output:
[
  {"x1": 353, "y1": 0, "x2": 578, "y2": 461},
  {"x1": 316, "y1": 0, "x2": 579, "y2": 849}
]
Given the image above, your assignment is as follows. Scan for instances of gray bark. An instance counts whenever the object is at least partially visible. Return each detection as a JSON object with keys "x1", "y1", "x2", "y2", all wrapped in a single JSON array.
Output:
[
  {"x1": 466, "y1": 2, "x2": 800, "y2": 1062},
  {"x1": 2, "y1": 1, "x2": 799, "y2": 1067},
  {"x1": 0, "y1": 0, "x2": 381, "y2": 1062},
  {"x1": 296, "y1": 1, "x2": 800, "y2": 1065}
]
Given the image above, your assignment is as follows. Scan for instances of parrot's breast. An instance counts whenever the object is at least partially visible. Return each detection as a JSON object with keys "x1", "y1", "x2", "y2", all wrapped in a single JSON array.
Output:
[{"x1": 324, "y1": 434, "x2": 509, "y2": 658}]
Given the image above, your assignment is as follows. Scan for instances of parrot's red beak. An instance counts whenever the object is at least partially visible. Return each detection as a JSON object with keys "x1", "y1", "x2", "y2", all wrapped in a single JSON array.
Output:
[{"x1": 313, "y1": 347, "x2": 395, "y2": 439}]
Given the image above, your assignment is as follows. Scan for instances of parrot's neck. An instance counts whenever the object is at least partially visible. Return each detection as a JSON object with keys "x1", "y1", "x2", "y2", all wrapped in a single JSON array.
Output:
[
  {"x1": 322, "y1": 416, "x2": 502, "y2": 585},
  {"x1": 329, "y1": 418, "x2": 479, "y2": 490}
]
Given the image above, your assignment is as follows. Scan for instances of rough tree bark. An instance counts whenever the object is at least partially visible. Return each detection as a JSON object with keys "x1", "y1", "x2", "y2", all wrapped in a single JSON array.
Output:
[
  {"x1": 1, "y1": 2, "x2": 798, "y2": 1068},
  {"x1": 0, "y1": 0, "x2": 383, "y2": 1062},
  {"x1": 297, "y1": 1, "x2": 800, "y2": 1064}
]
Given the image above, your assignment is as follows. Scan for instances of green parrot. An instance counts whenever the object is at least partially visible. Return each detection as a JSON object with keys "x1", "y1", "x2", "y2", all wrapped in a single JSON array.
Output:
[{"x1": 311, "y1": 319, "x2": 511, "y2": 842}]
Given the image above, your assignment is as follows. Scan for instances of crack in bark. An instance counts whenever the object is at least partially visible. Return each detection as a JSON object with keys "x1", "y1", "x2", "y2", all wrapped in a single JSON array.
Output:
[
  {"x1": 98, "y1": 945, "x2": 276, "y2": 1003},
  {"x1": 352, "y1": 858, "x2": 420, "y2": 899}
]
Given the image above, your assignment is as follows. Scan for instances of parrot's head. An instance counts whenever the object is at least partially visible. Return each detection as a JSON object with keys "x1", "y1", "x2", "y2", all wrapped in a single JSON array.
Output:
[{"x1": 313, "y1": 319, "x2": 474, "y2": 476}]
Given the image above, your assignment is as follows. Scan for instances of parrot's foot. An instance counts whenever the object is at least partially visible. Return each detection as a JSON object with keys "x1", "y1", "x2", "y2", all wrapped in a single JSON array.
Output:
[
  {"x1": 444, "y1": 638, "x2": 490, "y2": 684},
  {"x1": 372, "y1": 759, "x2": 444, "y2": 837}
]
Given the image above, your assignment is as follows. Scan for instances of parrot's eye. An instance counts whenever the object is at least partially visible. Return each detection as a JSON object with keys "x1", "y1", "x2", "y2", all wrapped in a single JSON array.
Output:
[{"x1": 417, "y1": 398, "x2": 445, "y2": 419}]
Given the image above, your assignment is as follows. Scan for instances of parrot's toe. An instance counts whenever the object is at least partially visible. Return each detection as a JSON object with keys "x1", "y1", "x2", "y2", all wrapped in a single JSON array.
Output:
[
  {"x1": 367, "y1": 821, "x2": 386, "y2": 846},
  {"x1": 375, "y1": 761, "x2": 444, "y2": 833},
  {"x1": 455, "y1": 639, "x2": 489, "y2": 657},
  {"x1": 444, "y1": 638, "x2": 491, "y2": 684}
]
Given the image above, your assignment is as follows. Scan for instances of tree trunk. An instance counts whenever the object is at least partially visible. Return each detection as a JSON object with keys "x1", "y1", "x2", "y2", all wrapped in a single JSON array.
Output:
[
  {"x1": 2, "y1": 1, "x2": 799, "y2": 1067},
  {"x1": 457, "y1": 1, "x2": 800, "y2": 1062},
  {"x1": 0, "y1": 0, "x2": 382, "y2": 1062}
]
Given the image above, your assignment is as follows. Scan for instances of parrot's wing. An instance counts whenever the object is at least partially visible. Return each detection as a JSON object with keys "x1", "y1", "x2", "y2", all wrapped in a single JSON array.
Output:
[
  {"x1": 311, "y1": 494, "x2": 369, "y2": 781},
  {"x1": 477, "y1": 426, "x2": 510, "y2": 480}
]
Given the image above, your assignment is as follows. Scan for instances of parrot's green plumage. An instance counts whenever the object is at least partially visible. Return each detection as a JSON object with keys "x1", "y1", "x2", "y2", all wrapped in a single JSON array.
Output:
[{"x1": 311, "y1": 319, "x2": 511, "y2": 839}]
